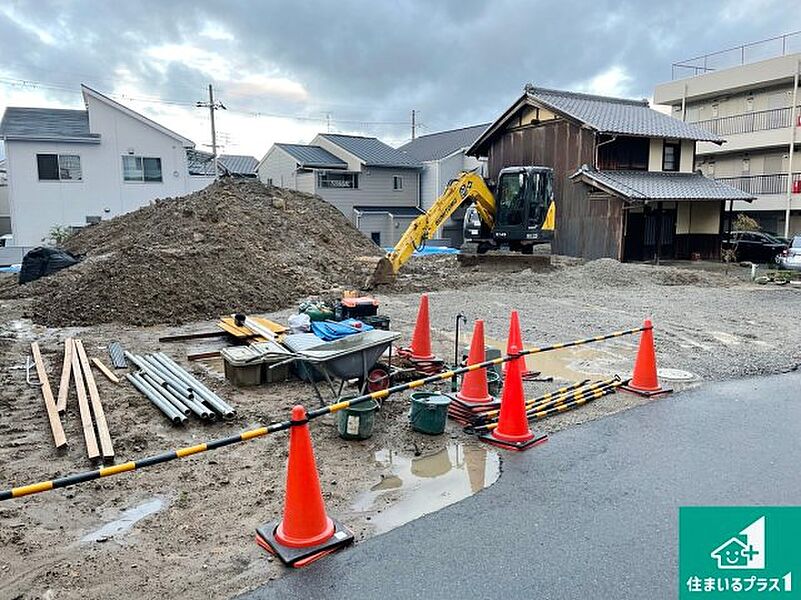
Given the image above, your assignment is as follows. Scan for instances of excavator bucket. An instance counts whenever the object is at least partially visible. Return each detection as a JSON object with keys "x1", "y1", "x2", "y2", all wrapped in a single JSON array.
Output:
[{"x1": 368, "y1": 256, "x2": 397, "y2": 287}]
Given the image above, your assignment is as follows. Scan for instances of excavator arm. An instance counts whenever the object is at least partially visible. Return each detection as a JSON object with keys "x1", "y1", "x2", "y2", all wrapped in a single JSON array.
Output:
[{"x1": 369, "y1": 171, "x2": 495, "y2": 285}]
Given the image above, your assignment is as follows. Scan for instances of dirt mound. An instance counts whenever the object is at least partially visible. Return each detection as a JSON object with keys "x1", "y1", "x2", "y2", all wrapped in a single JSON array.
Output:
[{"x1": 9, "y1": 179, "x2": 381, "y2": 326}]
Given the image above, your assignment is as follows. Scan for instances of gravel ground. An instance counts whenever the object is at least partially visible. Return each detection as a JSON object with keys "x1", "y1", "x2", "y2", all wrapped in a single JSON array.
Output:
[{"x1": 0, "y1": 257, "x2": 799, "y2": 599}]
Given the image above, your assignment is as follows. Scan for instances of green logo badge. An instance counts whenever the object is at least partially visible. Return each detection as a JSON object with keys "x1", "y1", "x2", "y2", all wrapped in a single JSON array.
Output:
[{"x1": 680, "y1": 507, "x2": 800, "y2": 597}]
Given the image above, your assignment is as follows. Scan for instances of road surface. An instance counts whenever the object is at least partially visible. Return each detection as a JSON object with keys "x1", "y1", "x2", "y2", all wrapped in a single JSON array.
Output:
[{"x1": 241, "y1": 371, "x2": 801, "y2": 600}]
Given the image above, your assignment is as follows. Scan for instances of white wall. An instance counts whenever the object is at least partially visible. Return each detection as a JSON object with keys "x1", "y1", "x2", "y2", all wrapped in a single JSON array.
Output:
[
  {"x1": 6, "y1": 94, "x2": 210, "y2": 246},
  {"x1": 258, "y1": 146, "x2": 302, "y2": 189},
  {"x1": 647, "y1": 138, "x2": 696, "y2": 173}
]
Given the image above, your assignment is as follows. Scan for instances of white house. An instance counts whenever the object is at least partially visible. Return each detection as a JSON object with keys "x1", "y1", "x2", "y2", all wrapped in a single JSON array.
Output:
[
  {"x1": 397, "y1": 123, "x2": 489, "y2": 246},
  {"x1": 257, "y1": 133, "x2": 422, "y2": 246},
  {"x1": 0, "y1": 84, "x2": 216, "y2": 255},
  {"x1": 0, "y1": 158, "x2": 9, "y2": 238}
]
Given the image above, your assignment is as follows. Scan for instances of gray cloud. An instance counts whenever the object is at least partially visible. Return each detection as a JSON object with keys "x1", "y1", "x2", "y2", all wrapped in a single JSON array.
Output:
[{"x1": 0, "y1": 0, "x2": 794, "y2": 142}]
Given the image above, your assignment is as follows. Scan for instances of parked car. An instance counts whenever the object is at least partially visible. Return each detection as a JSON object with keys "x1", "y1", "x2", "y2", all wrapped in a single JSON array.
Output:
[
  {"x1": 777, "y1": 236, "x2": 801, "y2": 271},
  {"x1": 721, "y1": 231, "x2": 788, "y2": 263}
]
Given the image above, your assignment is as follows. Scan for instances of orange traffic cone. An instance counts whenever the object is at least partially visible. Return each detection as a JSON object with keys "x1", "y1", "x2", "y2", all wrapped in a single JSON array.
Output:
[
  {"x1": 503, "y1": 310, "x2": 523, "y2": 375},
  {"x1": 621, "y1": 318, "x2": 671, "y2": 397},
  {"x1": 256, "y1": 405, "x2": 353, "y2": 567},
  {"x1": 457, "y1": 320, "x2": 492, "y2": 404},
  {"x1": 408, "y1": 294, "x2": 435, "y2": 361},
  {"x1": 449, "y1": 320, "x2": 500, "y2": 422},
  {"x1": 480, "y1": 343, "x2": 548, "y2": 451}
]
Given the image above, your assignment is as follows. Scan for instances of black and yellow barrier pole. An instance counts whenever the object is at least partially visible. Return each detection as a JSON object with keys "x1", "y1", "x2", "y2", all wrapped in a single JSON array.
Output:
[
  {"x1": 0, "y1": 324, "x2": 649, "y2": 501},
  {"x1": 468, "y1": 379, "x2": 624, "y2": 433}
]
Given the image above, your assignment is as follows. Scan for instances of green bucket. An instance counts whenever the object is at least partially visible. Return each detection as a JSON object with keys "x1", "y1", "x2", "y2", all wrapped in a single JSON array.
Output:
[
  {"x1": 337, "y1": 399, "x2": 378, "y2": 440},
  {"x1": 409, "y1": 391, "x2": 452, "y2": 435}
]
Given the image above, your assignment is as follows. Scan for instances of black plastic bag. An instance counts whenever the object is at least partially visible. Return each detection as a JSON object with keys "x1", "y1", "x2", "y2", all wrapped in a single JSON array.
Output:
[{"x1": 19, "y1": 246, "x2": 79, "y2": 284}]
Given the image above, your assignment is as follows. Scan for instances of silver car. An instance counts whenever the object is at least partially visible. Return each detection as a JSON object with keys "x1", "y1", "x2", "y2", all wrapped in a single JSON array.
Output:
[{"x1": 777, "y1": 235, "x2": 801, "y2": 271}]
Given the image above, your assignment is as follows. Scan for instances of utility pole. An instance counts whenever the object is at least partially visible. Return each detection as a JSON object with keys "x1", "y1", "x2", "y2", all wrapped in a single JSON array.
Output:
[
  {"x1": 411, "y1": 109, "x2": 416, "y2": 140},
  {"x1": 196, "y1": 84, "x2": 226, "y2": 179}
]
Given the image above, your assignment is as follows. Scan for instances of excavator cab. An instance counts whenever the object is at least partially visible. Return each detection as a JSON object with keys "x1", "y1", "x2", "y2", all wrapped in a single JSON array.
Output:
[{"x1": 464, "y1": 166, "x2": 554, "y2": 253}]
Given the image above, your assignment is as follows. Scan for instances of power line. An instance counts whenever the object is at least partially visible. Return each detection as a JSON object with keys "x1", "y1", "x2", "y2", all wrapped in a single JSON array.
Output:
[{"x1": 0, "y1": 76, "x2": 411, "y2": 127}]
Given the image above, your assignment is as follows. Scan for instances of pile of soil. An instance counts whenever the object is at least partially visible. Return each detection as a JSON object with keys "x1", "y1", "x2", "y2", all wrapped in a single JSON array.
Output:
[{"x1": 8, "y1": 179, "x2": 381, "y2": 326}]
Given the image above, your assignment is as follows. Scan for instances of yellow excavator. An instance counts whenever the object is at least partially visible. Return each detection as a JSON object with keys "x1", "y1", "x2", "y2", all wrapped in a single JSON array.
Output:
[{"x1": 370, "y1": 166, "x2": 555, "y2": 285}]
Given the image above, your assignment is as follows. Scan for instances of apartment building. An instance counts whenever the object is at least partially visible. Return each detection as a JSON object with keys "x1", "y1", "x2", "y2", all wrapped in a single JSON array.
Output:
[{"x1": 654, "y1": 33, "x2": 801, "y2": 237}]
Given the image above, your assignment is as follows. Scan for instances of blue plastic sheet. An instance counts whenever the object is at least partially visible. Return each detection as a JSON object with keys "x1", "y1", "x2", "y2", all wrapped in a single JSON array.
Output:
[{"x1": 310, "y1": 319, "x2": 373, "y2": 341}]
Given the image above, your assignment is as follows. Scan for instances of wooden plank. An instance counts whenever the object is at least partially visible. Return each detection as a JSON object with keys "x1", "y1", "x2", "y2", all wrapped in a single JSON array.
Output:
[
  {"x1": 56, "y1": 337, "x2": 73, "y2": 413},
  {"x1": 91, "y1": 357, "x2": 120, "y2": 384},
  {"x1": 217, "y1": 316, "x2": 287, "y2": 339},
  {"x1": 74, "y1": 340, "x2": 114, "y2": 460},
  {"x1": 30, "y1": 342, "x2": 67, "y2": 449},
  {"x1": 71, "y1": 342, "x2": 100, "y2": 460}
]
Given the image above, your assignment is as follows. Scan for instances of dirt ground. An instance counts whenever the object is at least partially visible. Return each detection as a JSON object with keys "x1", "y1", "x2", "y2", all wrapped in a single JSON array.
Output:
[{"x1": 0, "y1": 257, "x2": 799, "y2": 600}]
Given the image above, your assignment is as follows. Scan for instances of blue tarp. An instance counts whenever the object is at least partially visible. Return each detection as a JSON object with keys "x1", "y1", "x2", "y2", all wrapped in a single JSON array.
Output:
[
  {"x1": 310, "y1": 319, "x2": 373, "y2": 341},
  {"x1": 383, "y1": 246, "x2": 459, "y2": 256},
  {"x1": 0, "y1": 264, "x2": 21, "y2": 273}
]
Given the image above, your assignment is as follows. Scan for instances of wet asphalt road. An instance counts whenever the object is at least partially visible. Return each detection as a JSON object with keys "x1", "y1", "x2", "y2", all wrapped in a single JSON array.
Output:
[{"x1": 240, "y1": 371, "x2": 801, "y2": 600}]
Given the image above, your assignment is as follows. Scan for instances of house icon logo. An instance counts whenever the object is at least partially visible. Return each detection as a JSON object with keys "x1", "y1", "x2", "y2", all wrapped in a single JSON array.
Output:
[{"x1": 710, "y1": 516, "x2": 765, "y2": 570}]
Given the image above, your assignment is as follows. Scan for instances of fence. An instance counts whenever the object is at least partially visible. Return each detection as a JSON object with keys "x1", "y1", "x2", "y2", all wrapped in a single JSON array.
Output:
[
  {"x1": 716, "y1": 173, "x2": 801, "y2": 195},
  {"x1": 672, "y1": 31, "x2": 801, "y2": 79}
]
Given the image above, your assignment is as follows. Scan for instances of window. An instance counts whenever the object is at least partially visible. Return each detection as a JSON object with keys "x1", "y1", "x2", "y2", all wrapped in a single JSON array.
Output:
[
  {"x1": 662, "y1": 141, "x2": 681, "y2": 172},
  {"x1": 318, "y1": 172, "x2": 358, "y2": 188},
  {"x1": 597, "y1": 136, "x2": 649, "y2": 170},
  {"x1": 37, "y1": 154, "x2": 82, "y2": 181},
  {"x1": 265, "y1": 178, "x2": 273, "y2": 186},
  {"x1": 370, "y1": 232, "x2": 381, "y2": 245},
  {"x1": 393, "y1": 175, "x2": 403, "y2": 190},
  {"x1": 122, "y1": 155, "x2": 162, "y2": 182}
]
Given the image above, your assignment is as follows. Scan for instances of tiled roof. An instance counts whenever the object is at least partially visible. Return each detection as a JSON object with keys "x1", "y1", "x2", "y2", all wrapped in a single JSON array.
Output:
[
  {"x1": 187, "y1": 151, "x2": 259, "y2": 176},
  {"x1": 526, "y1": 87, "x2": 723, "y2": 142},
  {"x1": 571, "y1": 167, "x2": 755, "y2": 202},
  {"x1": 275, "y1": 143, "x2": 347, "y2": 169},
  {"x1": 0, "y1": 107, "x2": 100, "y2": 142},
  {"x1": 320, "y1": 134, "x2": 421, "y2": 168},
  {"x1": 398, "y1": 123, "x2": 490, "y2": 162},
  {"x1": 218, "y1": 154, "x2": 258, "y2": 175}
]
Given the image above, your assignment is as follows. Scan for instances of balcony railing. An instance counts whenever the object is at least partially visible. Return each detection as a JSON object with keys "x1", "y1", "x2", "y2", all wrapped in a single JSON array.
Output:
[
  {"x1": 672, "y1": 31, "x2": 801, "y2": 79},
  {"x1": 716, "y1": 172, "x2": 801, "y2": 195},
  {"x1": 690, "y1": 106, "x2": 796, "y2": 136}
]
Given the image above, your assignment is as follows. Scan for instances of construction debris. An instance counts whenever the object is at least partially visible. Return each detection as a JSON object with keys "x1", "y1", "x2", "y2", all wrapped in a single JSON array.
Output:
[
  {"x1": 29, "y1": 342, "x2": 67, "y2": 449},
  {"x1": 9, "y1": 179, "x2": 381, "y2": 326}
]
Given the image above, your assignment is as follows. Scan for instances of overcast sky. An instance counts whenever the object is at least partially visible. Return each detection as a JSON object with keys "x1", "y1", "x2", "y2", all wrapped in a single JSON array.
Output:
[{"x1": 0, "y1": 0, "x2": 796, "y2": 159}]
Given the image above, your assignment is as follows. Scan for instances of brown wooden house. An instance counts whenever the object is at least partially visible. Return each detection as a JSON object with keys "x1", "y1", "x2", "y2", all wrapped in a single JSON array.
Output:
[{"x1": 467, "y1": 86, "x2": 754, "y2": 261}]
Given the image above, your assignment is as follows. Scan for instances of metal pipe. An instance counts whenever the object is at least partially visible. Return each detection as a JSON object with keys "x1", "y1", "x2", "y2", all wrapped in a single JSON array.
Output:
[
  {"x1": 140, "y1": 371, "x2": 191, "y2": 416},
  {"x1": 153, "y1": 353, "x2": 236, "y2": 418},
  {"x1": 141, "y1": 355, "x2": 194, "y2": 399},
  {"x1": 142, "y1": 361, "x2": 213, "y2": 420},
  {"x1": 127, "y1": 373, "x2": 185, "y2": 425}
]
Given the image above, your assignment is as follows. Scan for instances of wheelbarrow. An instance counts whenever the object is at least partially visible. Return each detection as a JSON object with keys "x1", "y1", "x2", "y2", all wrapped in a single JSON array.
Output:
[{"x1": 279, "y1": 329, "x2": 402, "y2": 404}]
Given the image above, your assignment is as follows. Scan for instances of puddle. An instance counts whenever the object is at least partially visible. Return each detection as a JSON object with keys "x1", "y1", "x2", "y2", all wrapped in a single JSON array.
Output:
[
  {"x1": 81, "y1": 497, "x2": 167, "y2": 543},
  {"x1": 482, "y1": 336, "x2": 630, "y2": 382},
  {"x1": 352, "y1": 443, "x2": 500, "y2": 534}
]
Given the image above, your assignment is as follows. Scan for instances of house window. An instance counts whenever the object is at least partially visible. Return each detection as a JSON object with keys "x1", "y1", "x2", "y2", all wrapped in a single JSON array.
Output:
[
  {"x1": 393, "y1": 176, "x2": 403, "y2": 190},
  {"x1": 318, "y1": 172, "x2": 358, "y2": 188},
  {"x1": 662, "y1": 141, "x2": 681, "y2": 172},
  {"x1": 370, "y1": 232, "x2": 381, "y2": 245},
  {"x1": 37, "y1": 154, "x2": 82, "y2": 181},
  {"x1": 597, "y1": 136, "x2": 649, "y2": 170},
  {"x1": 122, "y1": 155, "x2": 163, "y2": 182}
]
